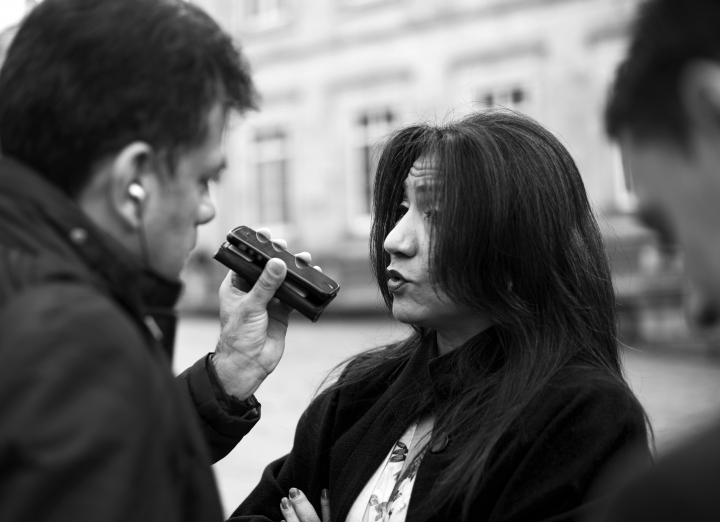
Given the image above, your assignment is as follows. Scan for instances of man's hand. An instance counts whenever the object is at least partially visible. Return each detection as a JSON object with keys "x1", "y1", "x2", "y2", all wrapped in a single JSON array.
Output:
[
  {"x1": 280, "y1": 488, "x2": 331, "y2": 522},
  {"x1": 212, "y1": 228, "x2": 315, "y2": 400}
]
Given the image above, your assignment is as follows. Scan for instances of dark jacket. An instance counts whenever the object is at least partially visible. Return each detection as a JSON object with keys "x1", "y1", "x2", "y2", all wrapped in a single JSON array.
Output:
[
  {"x1": 0, "y1": 157, "x2": 251, "y2": 521},
  {"x1": 231, "y1": 330, "x2": 651, "y2": 522},
  {"x1": 596, "y1": 417, "x2": 720, "y2": 522}
]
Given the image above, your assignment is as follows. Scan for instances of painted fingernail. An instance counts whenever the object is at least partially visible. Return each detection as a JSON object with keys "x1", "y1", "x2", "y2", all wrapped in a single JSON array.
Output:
[
  {"x1": 281, "y1": 498, "x2": 289, "y2": 509},
  {"x1": 322, "y1": 488, "x2": 329, "y2": 500},
  {"x1": 289, "y1": 487, "x2": 299, "y2": 499}
]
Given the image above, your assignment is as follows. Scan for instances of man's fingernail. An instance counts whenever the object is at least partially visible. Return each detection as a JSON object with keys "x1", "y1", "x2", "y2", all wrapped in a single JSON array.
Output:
[
  {"x1": 322, "y1": 488, "x2": 329, "y2": 500},
  {"x1": 289, "y1": 487, "x2": 299, "y2": 499},
  {"x1": 281, "y1": 498, "x2": 289, "y2": 509},
  {"x1": 268, "y1": 259, "x2": 284, "y2": 276}
]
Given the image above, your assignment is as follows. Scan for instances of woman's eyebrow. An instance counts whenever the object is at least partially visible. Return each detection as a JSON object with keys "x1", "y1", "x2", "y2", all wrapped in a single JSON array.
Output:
[
  {"x1": 404, "y1": 173, "x2": 437, "y2": 186},
  {"x1": 414, "y1": 181, "x2": 438, "y2": 196}
]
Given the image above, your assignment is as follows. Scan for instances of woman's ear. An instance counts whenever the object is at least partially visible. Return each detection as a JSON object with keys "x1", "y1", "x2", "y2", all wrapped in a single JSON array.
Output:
[
  {"x1": 109, "y1": 142, "x2": 155, "y2": 230},
  {"x1": 680, "y1": 59, "x2": 720, "y2": 137}
]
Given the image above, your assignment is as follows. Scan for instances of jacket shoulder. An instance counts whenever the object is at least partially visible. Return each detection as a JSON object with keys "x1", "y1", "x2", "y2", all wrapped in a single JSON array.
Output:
[
  {"x1": 547, "y1": 365, "x2": 644, "y2": 415},
  {"x1": 482, "y1": 365, "x2": 650, "y2": 521},
  {"x1": 335, "y1": 346, "x2": 411, "y2": 400},
  {"x1": 514, "y1": 364, "x2": 647, "y2": 442},
  {"x1": 0, "y1": 280, "x2": 171, "y2": 447},
  {"x1": 0, "y1": 281, "x2": 151, "y2": 376},
  {"x1": 0, "y1": 246, "x2": 95, "y2": 307}
]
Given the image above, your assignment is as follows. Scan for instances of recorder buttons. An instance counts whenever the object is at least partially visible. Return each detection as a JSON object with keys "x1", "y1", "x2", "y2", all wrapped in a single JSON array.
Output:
[{"x1": 228, "y1": 244, "x2": 253, "y2": 263}]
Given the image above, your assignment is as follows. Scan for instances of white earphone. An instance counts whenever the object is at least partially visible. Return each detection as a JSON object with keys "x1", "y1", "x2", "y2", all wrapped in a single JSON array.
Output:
[
  {"x1": 128, "y1": 183, "x2": 146, "y2": 203},
  {"x1": 128, "y1": 182, "x2": 150, "y2": 265}
]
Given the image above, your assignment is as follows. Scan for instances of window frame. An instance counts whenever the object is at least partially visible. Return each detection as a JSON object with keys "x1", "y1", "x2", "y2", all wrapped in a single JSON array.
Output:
[
  {"x1": 251, "y1": 126, "x2": 292, "y2": 230},
  {"x1": 243, "y1": 0, "x2": 292, "y2": 33},
  {"x1": 346, "y1": 106, "x2": 398, "y2": 236}
]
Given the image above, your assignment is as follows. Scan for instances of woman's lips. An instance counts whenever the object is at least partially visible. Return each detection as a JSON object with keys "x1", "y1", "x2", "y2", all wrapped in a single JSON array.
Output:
[{"x1": 386, "y1": 269, "x2": 408, "y2": 292}]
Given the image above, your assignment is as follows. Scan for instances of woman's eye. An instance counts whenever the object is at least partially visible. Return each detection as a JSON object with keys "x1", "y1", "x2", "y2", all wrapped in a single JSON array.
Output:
[
  {"x1": 394, "y1": 205, "x2": 409, "y2": 223},
  {"x1": 423, "y1": 208, "x2": 440, "y2": 220}
]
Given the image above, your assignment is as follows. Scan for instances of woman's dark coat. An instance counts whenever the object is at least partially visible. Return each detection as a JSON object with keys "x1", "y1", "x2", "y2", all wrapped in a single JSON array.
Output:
[
  {"x1": 0, "y1": 157, "x2": 251, "y2": 521},
  {"x1": 231, "y1": 331, "x2": 650, "y2": 522}
]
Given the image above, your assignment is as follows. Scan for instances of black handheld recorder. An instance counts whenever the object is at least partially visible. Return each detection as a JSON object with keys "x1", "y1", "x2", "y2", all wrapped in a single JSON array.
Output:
[{"x1": 213, "y1": 226, "x2": 340, "y2": 322}]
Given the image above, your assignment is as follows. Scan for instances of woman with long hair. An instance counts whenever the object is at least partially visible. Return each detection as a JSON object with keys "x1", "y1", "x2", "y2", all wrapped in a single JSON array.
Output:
[{"x1": 230, "y1": 110, "x2": 650, "y2": 522}]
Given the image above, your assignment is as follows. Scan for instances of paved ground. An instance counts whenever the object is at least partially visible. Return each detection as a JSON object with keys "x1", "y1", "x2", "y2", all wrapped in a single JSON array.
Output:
[{"x1": 173, "y1": 315, "x2": 720, "y2": 517}]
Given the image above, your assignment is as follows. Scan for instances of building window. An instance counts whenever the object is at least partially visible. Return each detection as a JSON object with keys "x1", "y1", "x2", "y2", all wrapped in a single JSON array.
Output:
[
  {"x1": 352, "y1": 109, "x2": 395, "y2": 218},
  {"x1": 245, "y1": 0, "x2": 290, "y2": 31},
  {"x1": 254, "y1": 129, "x2": 289, "y2": 225},
  {"x1": 476, "y1": 85, "x2": 529, "y2": 113}
]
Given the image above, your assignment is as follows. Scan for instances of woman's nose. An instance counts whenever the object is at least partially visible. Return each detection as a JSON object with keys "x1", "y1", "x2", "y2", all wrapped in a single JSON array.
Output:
[{"x1": 384, "y1": 212, "x2": 417, "y2": 258}]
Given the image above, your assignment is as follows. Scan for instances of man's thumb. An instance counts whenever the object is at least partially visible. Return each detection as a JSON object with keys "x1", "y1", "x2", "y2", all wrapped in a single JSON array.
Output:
[{"x1": 248, "y1": 258, "x2": 287, "y2": 306}]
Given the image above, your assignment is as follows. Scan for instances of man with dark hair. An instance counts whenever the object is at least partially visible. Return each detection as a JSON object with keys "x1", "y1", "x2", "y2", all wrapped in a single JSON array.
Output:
[
  {"x1": 0, "y1": 0, "x2": 301, "y2": 519},
  {"x1": 599, "y1": 0, "x2": 720, "y2": 519}
]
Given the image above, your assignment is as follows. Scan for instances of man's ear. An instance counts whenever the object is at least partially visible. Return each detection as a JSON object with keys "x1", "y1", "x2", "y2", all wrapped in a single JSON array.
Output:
[
  {"x1": 680, "y1": 60, "x2": 720, "y2": 136},
  {"x1": 109, "y1": 142, "x2": 156, "y2": 230}
]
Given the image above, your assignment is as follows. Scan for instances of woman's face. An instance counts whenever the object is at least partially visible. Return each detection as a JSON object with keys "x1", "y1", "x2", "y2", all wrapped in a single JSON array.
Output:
[{"x1": 383, "y1": 156, "x2": 480, "y2": 336}]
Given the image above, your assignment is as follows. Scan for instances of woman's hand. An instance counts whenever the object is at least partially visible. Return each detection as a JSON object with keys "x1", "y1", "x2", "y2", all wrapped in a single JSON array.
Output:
[{"x1": 280, "y1": 488, "x2": 330, "y2": 522}]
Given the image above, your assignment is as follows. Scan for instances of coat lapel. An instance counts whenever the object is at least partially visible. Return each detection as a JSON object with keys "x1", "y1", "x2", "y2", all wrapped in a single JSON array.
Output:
[{"x1": 330, "y1": 341, "x2": 434, "y2": 522}]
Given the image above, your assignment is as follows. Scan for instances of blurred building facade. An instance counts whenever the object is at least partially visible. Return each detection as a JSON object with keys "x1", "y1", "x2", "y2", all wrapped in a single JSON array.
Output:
[
  {"x1": 0, "y1": 0, "x2": 697, "y2": 345},
  {"x1": 188, "y1": 0, "x2": 682, "y2": 336}
]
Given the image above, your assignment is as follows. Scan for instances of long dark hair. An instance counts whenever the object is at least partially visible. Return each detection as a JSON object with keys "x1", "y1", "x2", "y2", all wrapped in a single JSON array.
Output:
[{"x1": 326, "y1": 110, "x2": 632, "y2": 519}]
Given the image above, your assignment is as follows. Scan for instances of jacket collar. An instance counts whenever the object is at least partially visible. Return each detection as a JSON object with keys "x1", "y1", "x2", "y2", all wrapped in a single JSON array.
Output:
[
  {"x1": 0, "y1": 156, "x2": 182, "y2": 357},
  {"x1": 330, "y1": 326, "x2": 500, "y2": 522},
  {"x1": 366, "y1": 326, "x2": 501, "y2": 433},
  {"x1": 426, "y1": 326, "x2": 501, "y2": 402},
  {"x1": 390, "y1": 326, "x2": 501, "y2": 411}
]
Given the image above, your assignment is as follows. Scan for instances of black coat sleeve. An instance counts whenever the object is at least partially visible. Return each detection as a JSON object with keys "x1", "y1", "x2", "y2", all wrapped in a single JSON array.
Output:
[
  {"x1": 227, "y1": 389, "x2": 339, "y2": 522},
  {"x1": 177, "y1": 354, "x2": 261, "y2": 463}
]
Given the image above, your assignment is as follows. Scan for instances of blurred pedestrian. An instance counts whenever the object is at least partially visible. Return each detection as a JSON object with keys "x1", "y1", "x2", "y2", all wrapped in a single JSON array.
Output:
[
  {"x1": 596, "y1": 0, "x2": 720, "y2": 520},
  {"x1": 0, "y1": 0, "x2": 305, "y2": 520}
]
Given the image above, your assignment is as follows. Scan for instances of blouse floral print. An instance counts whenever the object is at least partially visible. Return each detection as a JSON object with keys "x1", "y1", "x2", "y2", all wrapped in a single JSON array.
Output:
[{"x1": 349, "y1": 420, "x2": 427, "y2": 522}]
